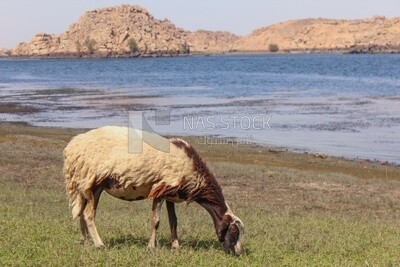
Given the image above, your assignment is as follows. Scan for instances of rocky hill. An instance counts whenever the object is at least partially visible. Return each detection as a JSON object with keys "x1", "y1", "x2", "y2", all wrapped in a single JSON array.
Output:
[
  {"x1": 186, "y1": 30, "x2": 240, "y2": 53},
  {"x1": 12, "y1": 5, "x2": 190, "y2": 58},
  {"x1": 8, "y1": 5, "x2": 400, "y2": 57},
  {"x1": 235, "y1": 16, "x2": 400, "y2": 53},
  {"x1": 0, "y1": 48, "x2": 8, "y2": 57}
]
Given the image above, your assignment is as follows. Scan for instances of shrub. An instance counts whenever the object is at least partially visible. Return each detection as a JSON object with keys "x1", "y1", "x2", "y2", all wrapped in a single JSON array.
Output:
[
  {"x1": 84, "y1": 38, "x2": 96, "y2": 54},
  {"x1": 179, "y1": 42, "x2": 189, "y2": 54},
  {"x1": 127, "y1": 38, "x2": 138, "y2": 52},
  {"x1": 4, "y1": 50, "x2": 12, "y2": 56},
  {"x1": 268, "y1": 43, "x2": 279, "y2": 53}
]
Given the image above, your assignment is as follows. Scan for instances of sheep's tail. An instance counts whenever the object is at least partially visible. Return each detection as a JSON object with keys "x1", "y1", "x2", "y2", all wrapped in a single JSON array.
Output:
[
  {"x1": 64, "y1": 144, "x2": 87, "y2": 221},
  {"x1": 65, "y1": 171, "x2": 86, "y2": 220},
  {"x1": 67, "y1": 186, "x2": 85, "y2": 220}
]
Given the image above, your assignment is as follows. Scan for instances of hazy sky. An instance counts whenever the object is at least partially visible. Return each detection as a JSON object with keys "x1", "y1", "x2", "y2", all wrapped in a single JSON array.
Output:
[{"x1": 1, "y1": 0, "x2": 399, "y2": 48}]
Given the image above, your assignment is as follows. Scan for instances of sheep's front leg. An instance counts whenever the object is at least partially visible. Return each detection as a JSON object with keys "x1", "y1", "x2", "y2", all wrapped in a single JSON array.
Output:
[
  {"x1": 148, "y1": 197, "x2": 164, "y2": 249},
  {"x1": 166, "y1": 201, "x2": 179, "y2": 249}
]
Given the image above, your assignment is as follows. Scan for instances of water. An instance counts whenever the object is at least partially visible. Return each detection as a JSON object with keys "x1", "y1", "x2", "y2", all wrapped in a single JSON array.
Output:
[{"x1": 0, "y1": 54, "x2": 399, "y2": 163}]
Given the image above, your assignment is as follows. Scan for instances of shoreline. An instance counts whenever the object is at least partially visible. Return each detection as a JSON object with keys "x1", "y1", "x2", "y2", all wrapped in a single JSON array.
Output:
[
  {"x1": 1, "y1": 54, "x2": 399, "y2": 166},
  {"x1": 1, "y1": 121, "x2": 399, "y2": 179},
  {"x1": 1, "y1": 94, "x2": 399, "y2": 166},
  {"x1": 2, "y1": 48, "x2": 400, "y2": 60}
]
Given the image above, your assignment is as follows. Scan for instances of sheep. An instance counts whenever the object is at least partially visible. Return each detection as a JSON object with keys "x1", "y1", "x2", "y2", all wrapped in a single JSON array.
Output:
[{"x1": 63, "y1": 126, "x2": 244, "y2": 256}]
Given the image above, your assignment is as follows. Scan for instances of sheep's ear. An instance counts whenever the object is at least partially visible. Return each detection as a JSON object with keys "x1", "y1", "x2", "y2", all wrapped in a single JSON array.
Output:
[{"x1": 217, "y1": 215, "x2": 232, "y2": 242}]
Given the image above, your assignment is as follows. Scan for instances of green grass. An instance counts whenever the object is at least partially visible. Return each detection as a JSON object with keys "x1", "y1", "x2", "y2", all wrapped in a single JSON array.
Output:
[
  {"x1": 2, "y1": 181, "x2": 400, "y2": 266},
  {"x1": 1, "y1": 123, "x2": 400, "y2": 266}
]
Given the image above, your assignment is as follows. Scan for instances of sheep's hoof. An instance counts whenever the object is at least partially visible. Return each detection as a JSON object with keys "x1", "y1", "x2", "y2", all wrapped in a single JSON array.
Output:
[
  {"x1": 80, "y1": 238, "x2": 91, "y2": 245},
  {"x1": 171, "y1": 240, "x2": 180, "y2": 249},
  {"x1": 147, "y1": 243, "x2": 156, "y2": 250},
  {"x1": 94, "y1": 243, "x2": 105, "y2": 249}
]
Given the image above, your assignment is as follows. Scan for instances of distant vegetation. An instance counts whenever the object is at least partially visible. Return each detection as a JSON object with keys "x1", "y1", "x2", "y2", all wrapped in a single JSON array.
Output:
[
  {"x1": 127, "y1": 37, "x2": 139, "y2": 52},
  {"x1": 268, "y1": 43, "x2": 279, "y2": 53},
  {"x1": 84, "y1": 38, "x2": 97, "y2": 54},
  {"x1": 179, "y1": 42, "x2": 188, "y2": 54}
]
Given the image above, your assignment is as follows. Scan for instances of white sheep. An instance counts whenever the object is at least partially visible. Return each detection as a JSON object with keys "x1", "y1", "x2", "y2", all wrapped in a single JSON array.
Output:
[{"x1": 63, "y1": 126, "x2": 244, "y2": 255}]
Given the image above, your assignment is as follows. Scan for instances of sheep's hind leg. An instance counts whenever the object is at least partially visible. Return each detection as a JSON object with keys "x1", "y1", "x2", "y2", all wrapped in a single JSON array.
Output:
[
  {"x1": 148, "y1": 197, "x2": 165, "y2": 249},
  {"x1": 79, "y1": 199, "x2": 90, "y2": 244},
  {"x1": 80, "y1": 215, "x2": 89, "y2": 244},
  {"x1": 166, "y1": 201, "x2": 179, "y2": 249},
  {"x1": 83, "y1": 187, "x2": 104, "y2": 248}
]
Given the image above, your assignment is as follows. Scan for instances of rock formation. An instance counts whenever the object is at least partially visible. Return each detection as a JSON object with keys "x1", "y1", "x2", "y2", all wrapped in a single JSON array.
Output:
[
  {"x1": 8, "y1": 5, "x2": 400, "y2": 57},
  {"x1": 235, "y1": 16, "x2": 400, "y2": 53},
  {"x1": 12, "y1": 5, "x2": 189, "y2": 58},
  {"x1": 0, "y1": 48, "x2": 7, "y2": 57},
  {"x1": 186, "y1": 30, "x2": 240, "y2": 53}
]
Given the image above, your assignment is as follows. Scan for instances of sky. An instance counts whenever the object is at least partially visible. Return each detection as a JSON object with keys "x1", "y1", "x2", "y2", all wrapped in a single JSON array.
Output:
[{"x1": 0, "y1": 0, "x2": 399, "y2": 48}]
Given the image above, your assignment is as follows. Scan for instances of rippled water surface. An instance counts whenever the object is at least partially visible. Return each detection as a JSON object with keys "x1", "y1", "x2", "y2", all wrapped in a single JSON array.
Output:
[{"x1": 0, "y1": 54, "x2": 399, "y2": 163}]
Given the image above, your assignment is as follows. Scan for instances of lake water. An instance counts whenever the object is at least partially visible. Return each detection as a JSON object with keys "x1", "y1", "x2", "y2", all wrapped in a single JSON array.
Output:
[{"x1": 0, "y1": 54, "x2": 399, "y2": 163}]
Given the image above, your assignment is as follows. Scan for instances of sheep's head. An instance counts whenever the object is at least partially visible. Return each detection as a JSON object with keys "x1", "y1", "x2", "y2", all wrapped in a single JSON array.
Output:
[{"x1": 218, "y1": 214, "x2": 244, "y2": 256}]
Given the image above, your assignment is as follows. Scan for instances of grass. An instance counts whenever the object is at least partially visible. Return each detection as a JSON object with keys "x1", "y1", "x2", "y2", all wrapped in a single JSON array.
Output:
[{"x1": 1, "y1": 122, "x2": 400, "y2": 266}]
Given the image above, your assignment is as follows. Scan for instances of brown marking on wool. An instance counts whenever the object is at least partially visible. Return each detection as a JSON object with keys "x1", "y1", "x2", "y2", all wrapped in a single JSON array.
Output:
[
  {"x1": 150, "y1": 183, "x2": 179, "y2": 199},
  {"x1": 105, "y1": 178, "x2": 123, "y2": 190},
  {"x1": 95, "y1": 176, "x2": 108, "y2": 187},
  {"x1": 177, "y1": 190, "x2": 188, "y2": 200},
  {"x1": 171, "y1": 139, "x2": 226, "y2": 206},
  {"x1": 170, "y1": 139, "x2": 187, "y2": 150},
  {"x1": 149, "y1": 183, "x2": 168, "y2": 198},
  {"x1": 171, "y1": 139, "x2": 212, "y2": 178},
  {"x1": 197, "y1": 179, "x2": 226, "y2": 207},
  {"x1": 217, "y1": 214, "x2": 232, "y2": 242},
  {"x1": 149, "y1": 178, "x2": 193, "y2": 201}
]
